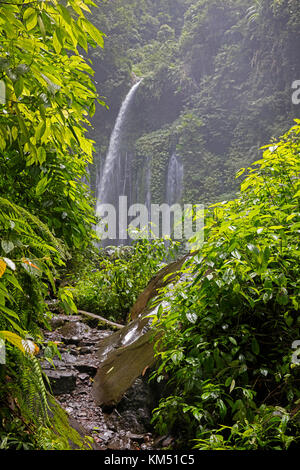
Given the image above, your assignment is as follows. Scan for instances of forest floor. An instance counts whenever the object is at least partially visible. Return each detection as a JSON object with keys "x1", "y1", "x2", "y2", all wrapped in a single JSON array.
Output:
[{"x1": 41, "y1": 313, "x2": 167, "y2": 450}]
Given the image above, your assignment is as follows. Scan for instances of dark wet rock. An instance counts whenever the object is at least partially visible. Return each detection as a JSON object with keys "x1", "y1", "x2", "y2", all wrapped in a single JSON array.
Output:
[
  {"x1": 153, "y1": 435, "x2": 168, "y2": 447},
  {"x1": 54, "y1": 321, "x2": 103, "y2": 349},
  {"x1": 117, "y1": 378, "x2": 155, "y2": 433},
  {"x1": 99, "y1": 430, "x2": 114, "y2": 443},
  {"x1": 127, "y1": 432, "x2": 145, "y2": 442},
  {"x1": 58, "y1": 321, "x2": 92, "y2": 340},
  {"x1": 107, "y1": 435, "x2": 133, "y2": 450},
  {"x1": 78, "y1": 346, "x2": 93, "y2": 355},
  {"x1": 42, "y1": 309, "x2": 160, "y2": 450},
  {"x1": 78, "y1": 373, "x2": 89, "y2": 381},
  {"x1": 80, "y1": 339, "x2": 97, "y2": 347},
  {"x1": 100, "y1": 379, "x2": 156, "y2": 440},
  {"x1": 63, "y1": 336, "x2": 81, "y2": 345},
  {"x1": 162, "y1": 436, "x2": 174, "y2": 448},
  {"x1": 50, "y1": 315, "x2": 82, "y2": 329},
  {"x1": 75, "y1": 363, "x2": 98, "y2": 377},
  {"x1": 50, "y1": 316, "x2": 66, "y2": 329},
  {"x1": 66, "y1": 347, "x2": 80, "y2": 356},
  {"x1": 118, "y1": 409, "x2": 152, "y2": 434},
  {"x1": 46, "y1": 370, "x2": 77, "y2": 395},
  {"x1": 118, "y1": 378, "x2": 155, "y2": 412},
  {"x1": 43, "y1": 353, "x2": 77, "y2": 370},
  {"x1": 60, "y1": 352, "x2": 77, "y2": 364}
]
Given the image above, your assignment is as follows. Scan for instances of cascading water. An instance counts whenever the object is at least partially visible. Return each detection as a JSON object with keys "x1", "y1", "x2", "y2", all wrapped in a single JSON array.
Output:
[
  {"x1": 96, "y1": 80, "x2": 142, "y2": 245},
  {"x1": 145, "y1": 157, "x2": 151, "y2": 214},
  {"x1": 165, "y1": 153, "x2": 184, "y2": 206},
  {"x1": 97, "y1": 80, "x2": 142, "y2": 212}
]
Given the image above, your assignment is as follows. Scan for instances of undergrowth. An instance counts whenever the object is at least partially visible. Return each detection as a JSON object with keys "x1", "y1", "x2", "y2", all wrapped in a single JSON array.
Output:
[
  {"x1": 73, "y1": 237, "x2": 178, "y2": 323},
  {"x1": 150, "y1": 121, "x2": 300, "y2": 450}
]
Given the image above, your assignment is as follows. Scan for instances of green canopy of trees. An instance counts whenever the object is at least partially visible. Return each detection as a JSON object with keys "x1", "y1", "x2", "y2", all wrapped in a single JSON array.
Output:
[{"x1": 0, "y1": 0, "x2": 104, "y2": 449}]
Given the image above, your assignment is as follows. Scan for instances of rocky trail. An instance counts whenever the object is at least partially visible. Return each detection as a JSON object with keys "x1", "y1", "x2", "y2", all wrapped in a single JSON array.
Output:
[
  {"x1": 42, "y1": 314, "x2": 164, "y2": 450},
  {"x1": 41, "y1": 257, "x2": 188, "y2": 450}
]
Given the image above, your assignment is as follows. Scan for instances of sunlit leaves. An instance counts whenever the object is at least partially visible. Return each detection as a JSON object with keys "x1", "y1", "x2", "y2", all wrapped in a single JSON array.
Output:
[
  {"x1": 3, "y1": 258, "x2": 15, "y2": 272},
  {"x1": 80, "y1": 18, "x2": 105, "y2": 47},
  {"x1": 58, "y1": 287, "x2": 78, "y2": 315},
  {"x1": 0, "y1": 331, "x2": 39, "y2": 356},
  {"x1": 53, "y1": 30, "x2": 63, "y2": 54},
  {"x1": 186, "y1": 312, "x2": 198, "y2": 324},
  {"x1": 0, "y1": 195, "x2": 67, "y2": 342},
  {"x1": 0, "y1": 259, "x2": 6, "y2": 279},
  {"x1": 23, "y1": 8, "x2": 38, "y2": 31},
  {"x1": 1, "y1": 240, "x2": 14, "y2": 254},
  {"x1": 35, "y1": 175, "x2": 49, "y2": 196},
  {"x1": 0, "y1": 0, "x2": 104, "y2": 250},
  {"x1": 151, "y1": 122, "x2": 300, "y2": 443}
]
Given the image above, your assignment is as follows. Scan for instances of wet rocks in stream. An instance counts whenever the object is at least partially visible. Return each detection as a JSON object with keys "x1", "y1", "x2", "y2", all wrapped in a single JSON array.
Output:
[{"x1": 42, "y1": 315, "x2": 156, "y2": 450}]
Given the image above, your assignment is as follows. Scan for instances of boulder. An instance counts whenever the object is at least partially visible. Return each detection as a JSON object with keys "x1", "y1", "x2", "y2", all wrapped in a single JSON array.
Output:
[
  {"x1": 92, "y1": 320, "x2": 160, "y2": 407},
  {"x1": 130, "y1": 253, "x2": 191, "y2": 320},
  {"x1": 46, "y1": 369, "x2": 77, "y2": 395},
  {"x1": 92, "y1": 253, "x2": 194, "y2": 407}
]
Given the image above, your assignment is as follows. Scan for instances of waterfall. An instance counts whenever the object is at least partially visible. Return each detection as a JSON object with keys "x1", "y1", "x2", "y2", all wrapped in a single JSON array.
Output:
[
  {"x1": 96, "y1": 80, "x2": 142, "y2": 245},
  {"x1": 145, "y1": 157, "x2": 151, "y2": 214},
  {"x1": 166, "y1": 153, "x2": 184, "y2": 206},
  {"x1": 96, "y1": 80, "x2": 142, "y2": 212}
]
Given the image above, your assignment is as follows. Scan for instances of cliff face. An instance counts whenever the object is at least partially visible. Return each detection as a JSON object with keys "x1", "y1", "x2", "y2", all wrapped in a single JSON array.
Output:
[{"x1": 89, "y1": 0, "x2": 300, "y2": 208}]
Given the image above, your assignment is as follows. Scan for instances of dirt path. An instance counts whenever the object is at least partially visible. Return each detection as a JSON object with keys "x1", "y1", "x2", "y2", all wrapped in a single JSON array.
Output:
[{"x1": 42, "y1": 314, "x2": 158, "y2": 450}]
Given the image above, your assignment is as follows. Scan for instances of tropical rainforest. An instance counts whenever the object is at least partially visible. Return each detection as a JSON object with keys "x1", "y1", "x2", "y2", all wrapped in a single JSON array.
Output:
[{"x1": 0, "y1": 0, "x2": 299, "y2": 453}]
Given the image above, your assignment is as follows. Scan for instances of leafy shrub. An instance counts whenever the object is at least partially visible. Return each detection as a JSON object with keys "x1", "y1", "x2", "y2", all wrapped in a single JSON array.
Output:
[
  {"x1": 0, "y1": 197, "x2": 66, "y2": 445},
  {"x1": 0, "y1": 0, "x2": 104, "y2": 252},
  {"x1": 194, "y1": 405, "x2": 297, "y2": 450},
  {"x1": 73, "y1": 237, "x2": 178, "y2": 323},
  {"x1": 0, "y1": 0, "x2": 104, "y2": 450},
  {"x1": 0, "y1": 196, "x2": 93, "y2": 450},
  {"x1": 151, "y1": 121, "x2": 300, "y2": 449}
]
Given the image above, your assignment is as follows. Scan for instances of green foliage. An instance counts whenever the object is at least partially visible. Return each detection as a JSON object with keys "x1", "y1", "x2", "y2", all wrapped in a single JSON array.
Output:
[
  {"x1": 0, "y1": 0, "x2": 104, "y2": 450},
  {"x1": 0, "y1": 196, "x2": 65, "y2": 334},
  {"x1": 150, "y1": 122, "x2": 300, "y2": 449},
  {"x1": 0, "y1": 418, "x2": 36, "y2": 450},
  {"x1": 194, "y1": 405, "x2": 297, "y2": 450},
  {"x1": 74, "y1": 237, "x2": 178, "y2": 323},
  {"x1": 90, "y1": 0, "x2": 300, "y2": 207},
  {"x1": 0, "y1": 198, "x2": 67, "y2": 447},
  {"x1": 0, "y1": 387, "x2": 94, "y2": 450},
  {"x1": 0, "y1": 0, "x2": 104, "y2": 250}
]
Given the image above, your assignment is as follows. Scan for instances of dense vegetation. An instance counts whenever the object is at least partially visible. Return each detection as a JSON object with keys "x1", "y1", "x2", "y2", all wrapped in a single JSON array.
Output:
[
  {"x1": 0, "y1": 0, "x2": 299, "y2": 453},
  {"x1": 73, "y1": 236, "x2": 178, "y2": 323},
  {"x1": 0, "y1": 0, "x2": 104, "y2": 449},
  {"x1": 151, "y1": 122, "x2": 300, "y2": 449},
  {"x1": 90, "y1": 0, "x2": 300, "y2": 205}
]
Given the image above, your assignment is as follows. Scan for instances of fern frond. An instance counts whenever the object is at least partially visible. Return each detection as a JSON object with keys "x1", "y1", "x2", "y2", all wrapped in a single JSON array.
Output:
[{"x1": 0, "y1": 197, "x2": 68, "y2": 260}]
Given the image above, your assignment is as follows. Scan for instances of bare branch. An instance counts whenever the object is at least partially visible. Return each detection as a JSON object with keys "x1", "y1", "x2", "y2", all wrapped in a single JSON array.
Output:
[{"x1": 78, "y1": 310, "x2": 124, "y2": 330}]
